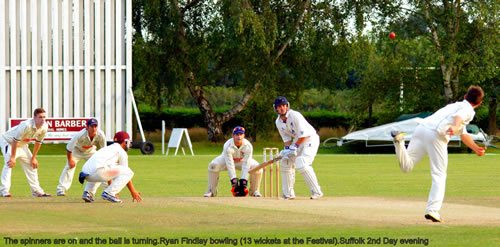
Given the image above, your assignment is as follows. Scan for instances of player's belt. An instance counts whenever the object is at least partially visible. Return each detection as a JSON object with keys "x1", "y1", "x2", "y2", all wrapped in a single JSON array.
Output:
[
  {"x1": 233, "y1": 158, "x2": 243, "y2": 162},
  {"x1": 82, "y1": 145, "x2": 93, "y2": 149}
]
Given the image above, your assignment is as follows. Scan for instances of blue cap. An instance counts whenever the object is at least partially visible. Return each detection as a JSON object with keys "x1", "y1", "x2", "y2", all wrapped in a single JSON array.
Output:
[
  {"x1": 232, "y1": 126, "x2": 245, "y2": 135},
  {"x1": 87, "y1": 118, "x2": 98, "y2": 126}
]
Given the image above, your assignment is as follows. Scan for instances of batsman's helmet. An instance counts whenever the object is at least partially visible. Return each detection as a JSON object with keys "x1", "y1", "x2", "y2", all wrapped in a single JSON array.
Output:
[{"x1": 273, "y1": 96, "x2": 290, "y2": 111}]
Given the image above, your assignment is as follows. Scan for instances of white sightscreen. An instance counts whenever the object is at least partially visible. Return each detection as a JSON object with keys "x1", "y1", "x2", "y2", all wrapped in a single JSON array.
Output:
[{"x1": 0, "y1": 0, "x2": 133, "y2": 140}]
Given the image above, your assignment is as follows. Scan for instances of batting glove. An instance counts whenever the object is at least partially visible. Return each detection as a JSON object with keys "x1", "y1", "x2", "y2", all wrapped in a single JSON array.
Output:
[
  {"x1": 287, "y1": 144, "x2": 298, "y2": 158},
  {"x1": 279, "y1": 149, "x2": 289, "y2": 158}
]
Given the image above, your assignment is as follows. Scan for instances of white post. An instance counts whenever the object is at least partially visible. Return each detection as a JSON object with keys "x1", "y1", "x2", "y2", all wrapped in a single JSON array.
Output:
[
  {"x1": 10, "y1": 0, "x2": 17, "y2": 118},
  {"x1": 94, "y1": 0, "x2": 102, "y2": 127},
  {"x1": 128, "y1": 88, "x2": 146, "y2": 142},
  {"x1": 73, "y1": 0, "x2": 80, "y2": 117},
  {"x1": 84, "y1": 0, "x2": 91, "y2": 117},
  {"x1": 31, "y1": 0, "x2": 38, "y2": 110},
  {"x1": 41, "y1": 0, "x2": 49, "y2": 112},
  {"x1": 20, "y1": 0, "x2": 28, "y2": 118},
  {"x1": 115, "y1": 0, "x2": 123, "y2": 131},
  {"x1": 105, "y1": 0, "x2": 112, "y2": 139},
  {"x1": 52, "y1": 0, "x2": 60, "y2": 117},
  {"x1": 162, "y1": 120, "x2": 165, "y2": 155},
  {"x1": 0, "y1": 0, "x2": 5, "y2": 133},
  {"x1": 63, "y1": 0, "x2": 71, "y2": 117},
  {"x1": 126, "y1": 0, "x2": 133, "y2": 136}
]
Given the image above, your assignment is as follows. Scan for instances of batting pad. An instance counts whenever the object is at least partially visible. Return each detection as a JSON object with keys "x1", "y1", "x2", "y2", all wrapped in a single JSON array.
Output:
[
  {"x1": 249, "y1": 169, "x2": 262, "y2": 195},
  {"x1": 206, "y1": 171, "x2": 219, "y2": 196},
  {"x1": 299, "y1": 166, "x2": 322, "y2": 195},
  {"x1": 280, "y1": 164, "x2": 295, "y2": 198}
]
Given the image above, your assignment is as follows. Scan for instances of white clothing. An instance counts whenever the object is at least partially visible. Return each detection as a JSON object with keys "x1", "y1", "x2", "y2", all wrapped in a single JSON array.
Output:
[
  {"x1": 420, "y1": 100, "x2": 476, "y2": 140},
  {"x1": 220, "y1": 138, "x2": 255, "y2": 180},
  {"x1": 66, "y1": 129, "x2": 106, "y2": 154},
  {"x1": 0, "y1": 119, "x2": 48, "y2": 196},
  {"x1": 2, "y1": 119, "x2": 48, "y2": 145},
  {"x1": 81, "y1": 143, "x2": 132, "y2": 196},
  {"x1": 394, "y1": 100, "x2": 477, "y2": 217},
  {"x1": 275, "y1": 109, "x2": 322, "y2": 197},
  {"x1": 57, "y1": 129, "x2": 107, "y2": 194},
  {"x1": 276, "y1": 109, "x2": 317, "y2": 144},
  {"x1": 205, "y1": 138, "x2": 262, "y2": 196}
]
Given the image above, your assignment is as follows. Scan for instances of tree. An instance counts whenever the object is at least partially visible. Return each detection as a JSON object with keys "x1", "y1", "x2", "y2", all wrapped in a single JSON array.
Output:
[
  {"x1": 133, "y1": 0, "x2": 312, "y2": 141},
  {"x1": 406, "y1": 0, "x2": 499, "y2": 103}
]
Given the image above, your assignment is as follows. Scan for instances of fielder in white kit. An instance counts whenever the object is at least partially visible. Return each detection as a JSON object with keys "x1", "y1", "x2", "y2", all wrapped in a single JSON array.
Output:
[
  {"x1": 79, "y1": 131, "x2": 142, "y2": 203},
  {"x1": 204, "y1": 126, "x2": 263, "y2": 197},
  {"x1": 56, "y1": 118, "x2": 106, "y2": 196},
  {"x1": 0, "y1": 108, "x2": 52, "y2": 197},
  {"x1": 273, "y1": 96, "x2": 323, "y2": 199},
  {"x1": 392, "y1": 85, "x2": 486, "y2": 222}
]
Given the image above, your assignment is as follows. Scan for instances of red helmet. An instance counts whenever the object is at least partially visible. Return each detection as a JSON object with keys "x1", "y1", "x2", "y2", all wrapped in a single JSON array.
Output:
[{"x1": 113, "y1": 131, "x2": 130, "y2": 143}]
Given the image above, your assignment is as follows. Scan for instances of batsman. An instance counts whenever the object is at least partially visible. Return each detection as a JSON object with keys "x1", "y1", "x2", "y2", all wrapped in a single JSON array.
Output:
[
  {"x1": 273, "y1": 96, "x2": 323, "y2": 199},
  {"x1": 204, "y1": 126, "x2": 263, "y2": 197}
]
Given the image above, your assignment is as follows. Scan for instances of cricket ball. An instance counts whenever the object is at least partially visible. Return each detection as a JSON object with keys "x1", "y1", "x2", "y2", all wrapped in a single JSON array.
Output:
[{"x1": 389, "y1": 32, "x2": 396, "y2": 39}]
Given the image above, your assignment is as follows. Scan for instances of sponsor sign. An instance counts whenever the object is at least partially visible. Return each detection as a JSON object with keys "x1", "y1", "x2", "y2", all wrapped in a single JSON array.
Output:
[{"x1": 9, "y1": 118, "x2": 100, "y2": 143}]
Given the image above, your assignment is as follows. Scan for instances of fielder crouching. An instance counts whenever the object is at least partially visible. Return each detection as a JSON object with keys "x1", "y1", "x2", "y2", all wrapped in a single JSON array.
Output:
[
  {"x1": 78, "y1": 131, "x2": 142, "y2": 203},
  {"x1": 204, "y1": 126, "x2": 263, "y2": 197}
]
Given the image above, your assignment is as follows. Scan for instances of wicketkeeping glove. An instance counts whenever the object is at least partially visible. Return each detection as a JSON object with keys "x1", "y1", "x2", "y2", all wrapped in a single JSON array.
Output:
[
  {"x1": 230, "y1": 178, "x2": 238, "y2": 197},
  {"x1": 235, "y1": 179, "x2": 249, "y2": 197}
]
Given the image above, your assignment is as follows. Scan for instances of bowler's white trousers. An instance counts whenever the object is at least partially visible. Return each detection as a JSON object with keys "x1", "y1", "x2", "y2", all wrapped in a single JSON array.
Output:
[
  {"x1": 394, "y1": 125, "x2": 448, "y2": 216},
  {"x1": 82, "y1": 163, "x2": 134, "y2": 196},
  {"x1": 0, "y1": 137, "x2": 46, "y2": 196}
]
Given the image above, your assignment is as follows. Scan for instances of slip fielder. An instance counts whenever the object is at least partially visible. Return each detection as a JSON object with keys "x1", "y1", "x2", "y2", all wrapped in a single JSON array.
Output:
[
  {"x1": 79, "y1": 131, "x2": 142, "y2": 203},
  {"x1": 0, "y1": 108, "x2": 52, "y2": 197},
  {"x1": 56, "y1": 118, "x2": 106, "y2": 196}
]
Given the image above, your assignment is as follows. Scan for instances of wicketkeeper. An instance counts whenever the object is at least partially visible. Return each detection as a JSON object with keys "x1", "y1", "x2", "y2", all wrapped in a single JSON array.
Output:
[
  {"x1": 204, "y1": 126, "x2": 263, "y2": 197},
  {"x1": 391, "y1": 85, "x2": 486, "y2": 222},
  {"x1": 56, "y1": 118, "x2": 106, "y2": 196}
]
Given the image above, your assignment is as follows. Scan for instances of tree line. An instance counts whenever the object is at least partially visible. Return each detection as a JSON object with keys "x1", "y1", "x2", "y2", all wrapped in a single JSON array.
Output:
[{"x1": 132, "y1": 0, "x2": 499, "y2": 141}]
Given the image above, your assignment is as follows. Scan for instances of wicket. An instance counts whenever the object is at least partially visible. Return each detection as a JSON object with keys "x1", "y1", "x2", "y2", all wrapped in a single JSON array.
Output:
[{"x1": 262, "y1": 147, "x2": 280, "y2": 197}]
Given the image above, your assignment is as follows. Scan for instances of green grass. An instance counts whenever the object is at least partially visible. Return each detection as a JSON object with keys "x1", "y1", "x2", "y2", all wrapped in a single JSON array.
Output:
[{"x1": 0, "y1": 143, "x2": 498, "y2": 247}]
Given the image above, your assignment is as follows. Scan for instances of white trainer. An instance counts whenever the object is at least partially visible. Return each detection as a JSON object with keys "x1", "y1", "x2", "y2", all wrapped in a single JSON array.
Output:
[
  {"x1": 310, "y1": 192, "x2": 323, "y2": 199},
  {"x1": 252, "y1": 192, "x2": 262, "y2": 197}
]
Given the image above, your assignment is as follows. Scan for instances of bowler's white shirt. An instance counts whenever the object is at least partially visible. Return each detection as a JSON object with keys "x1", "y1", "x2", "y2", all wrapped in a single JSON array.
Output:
[
  {"x1": 2, "y1": 119, "x2": 48, "y2": 146},
  {"x1": 275, "y1": 109, "x2": 317, "y2": 143},
  {"x1": 222, "y1": 138, "x2": 253, "y2": 179},
  {"x1": 82, "y1": 143, "x2": 128, "y2": 173},
  {"x1": 421, "y1": 100, "x2": 475, "y2": 137},
  {"x1": 66, "y1": 129, "x2": 106, "y2": 154}
]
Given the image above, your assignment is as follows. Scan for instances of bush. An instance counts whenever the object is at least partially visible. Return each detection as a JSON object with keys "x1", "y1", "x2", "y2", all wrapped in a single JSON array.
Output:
[{"x1": 139, "y1": 107, "x2": 357, "y2": 134}]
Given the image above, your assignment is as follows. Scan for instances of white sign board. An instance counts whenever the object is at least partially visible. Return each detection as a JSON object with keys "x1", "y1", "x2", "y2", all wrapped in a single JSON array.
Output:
[{"x1": 166, "y1": 128, "x2": 194, "y2": 156}]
